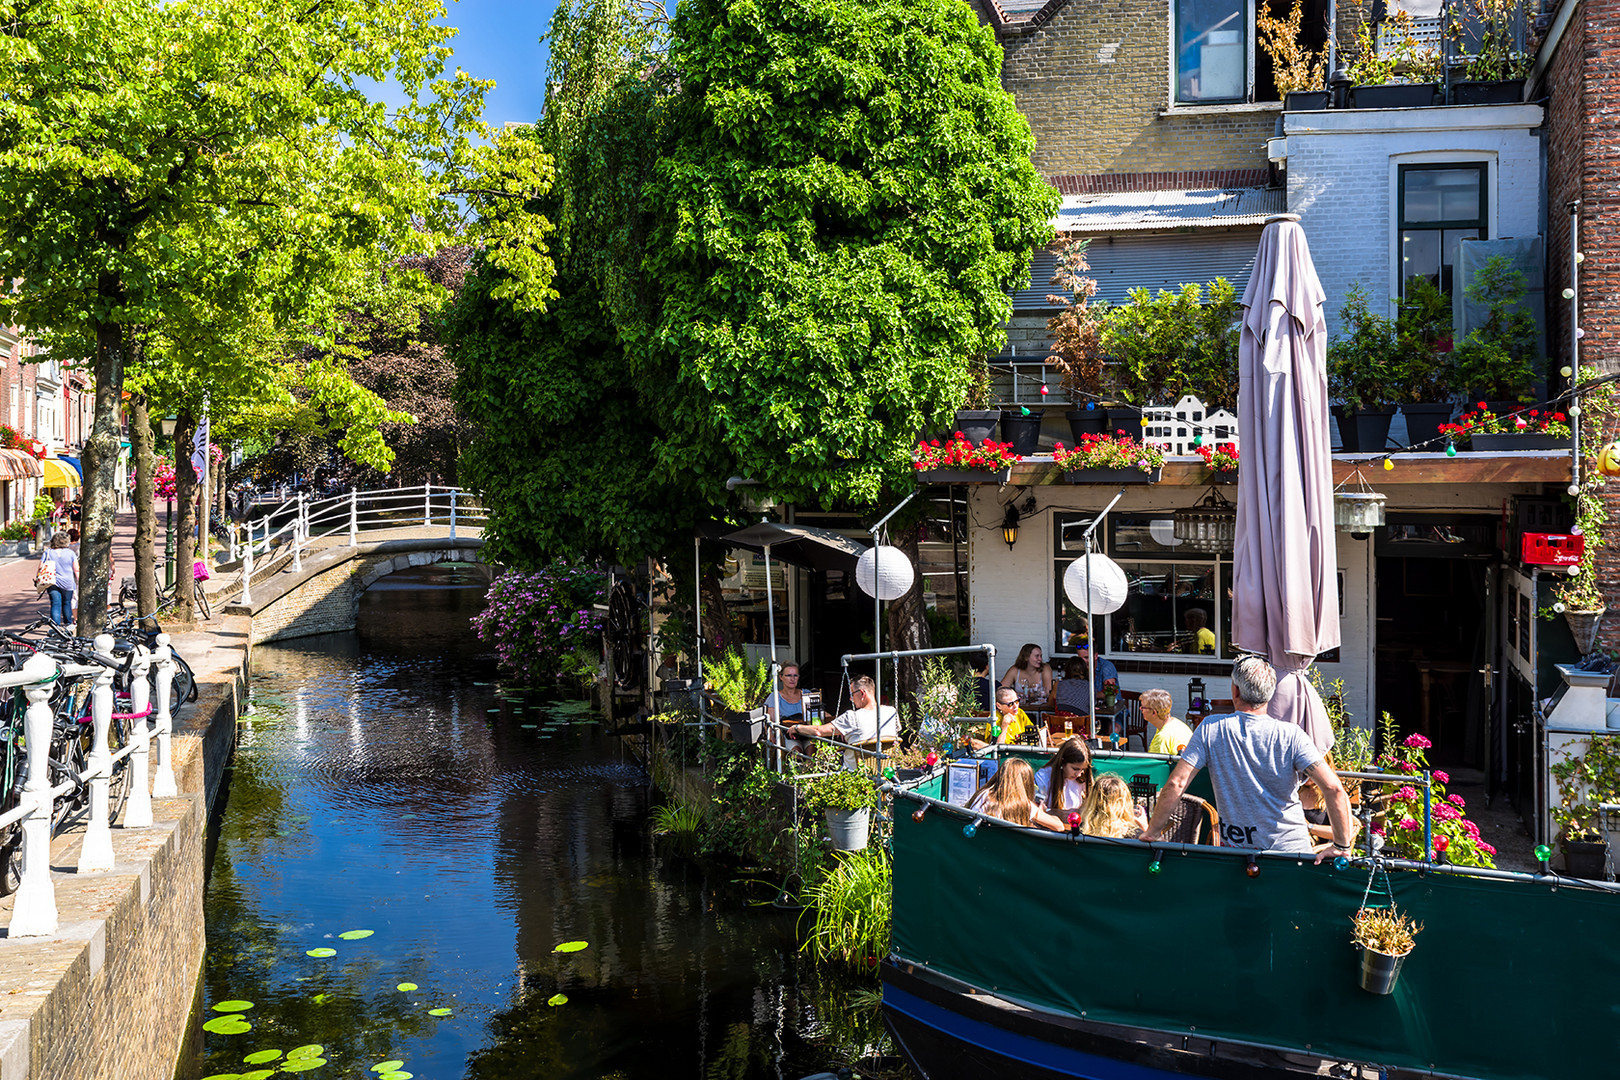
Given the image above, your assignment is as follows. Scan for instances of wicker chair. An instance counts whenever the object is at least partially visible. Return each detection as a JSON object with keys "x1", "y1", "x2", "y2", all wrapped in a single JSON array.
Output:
[
  {"x1": 852, "y1": 734, "x2": 901, "y2": 775},
  {"x1": 1160, "y1": 793, "x2": 1220, "y2": 846}
]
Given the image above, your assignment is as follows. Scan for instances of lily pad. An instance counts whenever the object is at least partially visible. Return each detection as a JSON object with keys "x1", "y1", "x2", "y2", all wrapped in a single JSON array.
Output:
[
  {"x1": 280, "y1": 1060, "x2": 327, "y2": 1073},
  {"x1": 380, "y1": 1073, "x2": 413, "y2": 1080},
  {"x1": 243, "y1": 1050, "x2": 283, "y2": 1065},
  {"x1": 553, "y1": 941, "x2": 589, "y2": 953},
  {"x1": 213, "y1": 1000, "x2": 255, "y2": 1013},
  {"x1": 338, "y1": 929, "x2": 374, "y2": 940},
  {"x1": 371, "y1": 1063, "x2": 405, "y2": 1074},
  {"x1": 305, "y1": 947, "x2": 337, "y2": 958},
  {"x1": 203, "y1": 1016, "x2": 252, "y2": 1035},
  {"x1": 287, "y1": 1044, "x2": 325, "y2": 1060},
  {"x1": 200, "y1": 1074, "x2": 242, "y2": 1080},
  {"x1": 243, "y1": 1072, "x2": 278, "y2": 1080},
  {"x1": 427, "y1": 1007, "x2": 453, "y2": 1017},
  {"x1": 548, "y1": 993, "x2": 569, "y2": 1006},
  {"x1": 395, "y1": 982, "x2": 418, "y2": 992},
  {"x1": 311, "y1": 993, "x2": 332, "y2": 1004}
]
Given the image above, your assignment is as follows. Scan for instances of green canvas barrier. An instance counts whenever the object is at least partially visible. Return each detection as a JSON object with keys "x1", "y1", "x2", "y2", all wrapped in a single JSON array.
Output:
[{"x1": 891, "y1": 801, "x2": 1620, "y2": 1079}]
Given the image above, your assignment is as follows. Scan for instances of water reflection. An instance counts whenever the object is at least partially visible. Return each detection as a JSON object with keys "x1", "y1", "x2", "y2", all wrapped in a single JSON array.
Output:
[{"x1": 187, "y1": 566, "x2": 875, "y2": 1080}]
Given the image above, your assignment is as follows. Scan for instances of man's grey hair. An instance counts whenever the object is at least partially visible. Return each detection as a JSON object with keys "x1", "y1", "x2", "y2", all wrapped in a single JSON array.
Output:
[
  {"x1": 851, "y1": 675, "x2": 875, "y2": 695},
  {"x1": 1231, "y1": 656, "x2": 1277, "y2": 707}
]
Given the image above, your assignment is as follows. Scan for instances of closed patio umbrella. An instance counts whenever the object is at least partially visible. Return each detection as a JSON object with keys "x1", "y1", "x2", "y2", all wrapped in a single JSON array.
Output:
[{"x1": 1231, "y1": 214, "x2": 1339, "y2": 752}]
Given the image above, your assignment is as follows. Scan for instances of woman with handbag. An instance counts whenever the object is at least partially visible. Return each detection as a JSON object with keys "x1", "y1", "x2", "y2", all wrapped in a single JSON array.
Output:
[{"x1": 36, "y1": 531, "x2": 78, "y2": 627}]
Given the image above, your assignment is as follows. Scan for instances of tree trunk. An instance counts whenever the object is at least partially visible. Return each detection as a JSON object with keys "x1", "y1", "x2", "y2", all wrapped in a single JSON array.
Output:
[
  {"x1": 886, "y1": 527, "x2": 931, "y2": 716},
  {"x1": 174, "y1": 409, "x2": 197, "y2": 623},
  {"x1": 131, "y1": 392, "x2": 158, "y2": 625},
  {"x1": 77, "y1": 316, "x2": 125, "y2": 635}
]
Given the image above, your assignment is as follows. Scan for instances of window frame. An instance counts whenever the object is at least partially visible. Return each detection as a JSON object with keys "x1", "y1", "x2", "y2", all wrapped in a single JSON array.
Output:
[
  {"x1": 1169, "y1": 0, "x2": 1257, "y2": 106},
  {"x1": 1396, "y1": 161, "x2": 1489, "y2": 300}
]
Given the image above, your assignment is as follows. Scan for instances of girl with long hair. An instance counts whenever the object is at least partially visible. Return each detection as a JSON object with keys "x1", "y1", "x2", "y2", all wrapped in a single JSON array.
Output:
[
  {"x1": 999, "y1": 642, "x2": 1052, "y2": 706},
  {"x1": 1033, "y1": 737, "x2": 1093, "y2": 814},
  {"x1": 969, "y1": 759, "x2": 1064, "y2": 831},
  {"x1": 1080, "y1": 773, "x2": 1148, "y2": 839}
]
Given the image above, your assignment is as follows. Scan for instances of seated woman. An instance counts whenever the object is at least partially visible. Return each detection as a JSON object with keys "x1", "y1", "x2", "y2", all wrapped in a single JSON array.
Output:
[
  {"x1": 1052, "y1": 656, "x2": 1091, "y2": 716},
  {"x1": 968, "y1": 758, "x2": 1064, "y2": 831},
  {"x1": 1032, "y1": 738, "x2": 1092, "y2": 815},
  {"x1": 999, "y1": 643, "x2": 1052, "y2": 707},
  {"x1": 1080, "y1": 773, "x2": 1149, "y2": 839},
  {"x1": 966, "y1": 688, "x2": 1035, "y2": 750},
  {"x1": 1299, "y1": 756, "x2": 1361, "y2": 852}
]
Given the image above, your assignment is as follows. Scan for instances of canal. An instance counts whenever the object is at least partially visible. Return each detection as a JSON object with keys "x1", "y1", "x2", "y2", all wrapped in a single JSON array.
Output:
[{"x1": 186, "y1": 566, "x2": 884, "y2": 1080}]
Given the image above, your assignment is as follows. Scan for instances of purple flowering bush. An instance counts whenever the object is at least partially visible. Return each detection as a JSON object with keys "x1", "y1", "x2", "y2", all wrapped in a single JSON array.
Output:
[
  {"x1": 472, "y1": 561, "x2": 608, "y2": 685},
  {"x1": 1373, "y1": 712, "x2": 1496, "y2": 868}
]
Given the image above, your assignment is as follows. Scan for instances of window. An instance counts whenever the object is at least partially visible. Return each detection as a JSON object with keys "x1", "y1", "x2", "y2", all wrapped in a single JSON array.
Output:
[
  {"x1": 1399, "y1": 163, "x2": 1487, "y2": 298},
  {"x1": 1176, "y1": 0, "x2": 1248, "y2": 103},
  {"x1": 1054, "y1": 513, "x2": 1234, "y2": 658}
]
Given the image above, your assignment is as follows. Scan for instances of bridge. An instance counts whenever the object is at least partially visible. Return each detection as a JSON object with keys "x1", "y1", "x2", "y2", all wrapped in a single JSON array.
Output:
[{"x1": 218, "y1": 485, "x2": 497, "y2": 644}]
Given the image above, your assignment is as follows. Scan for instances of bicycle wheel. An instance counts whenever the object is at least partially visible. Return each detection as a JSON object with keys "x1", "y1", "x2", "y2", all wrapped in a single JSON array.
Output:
[
  {"x1": 0, "y1": 731, "x2": 24, "y2": 895},
  {"x1": 194, "y1": 580, "x2": 212, "y2": 621},
  {"x1": 49, "y1": 728, "x2": 88, "y2": 836},
  {"x1": 106, "y1": 716, "x2": 129, "y2": 825}
]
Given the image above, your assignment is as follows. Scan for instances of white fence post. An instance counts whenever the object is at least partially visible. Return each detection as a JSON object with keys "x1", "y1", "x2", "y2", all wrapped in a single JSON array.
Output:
[
  {"x1": 11, "y1": 653, "x2": 60, "y2": 936},
  {"x1": 292, "y1": 493, "x2": 303, "y2": 573},
  {"x1": 123, "y1": 645, "x2": 153, "y2": 829},
  {"x1": 349, "y1": 487, "x2": 358, "y2": 547},
  {"x1": 228, "y1": 521, "x2": 237, "y2": 564},
  {"x1": 152, "y1": 635, "x2": 177, "y2": 798},
  {"x1": 423, "y1": 484, "x2": 432, "y2": 528},
  {"x1": 241, "y1": 527, "x2": 254, "y2": 607},
  {"x1": 77, "y1": 634, "x2": 117, "y2": 873},
  {"x1": 449, "y1": 488, "x2": 457, "y2": 542}
]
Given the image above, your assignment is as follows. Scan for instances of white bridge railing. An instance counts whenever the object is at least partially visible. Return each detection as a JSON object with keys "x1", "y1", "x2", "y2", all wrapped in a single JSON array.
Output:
[
  {"x1": 228, "y1": 485, "x2": 486, "y2": 606},
  {"x1": 3, "y1": 634, "x2": 179, "y2": 937}
]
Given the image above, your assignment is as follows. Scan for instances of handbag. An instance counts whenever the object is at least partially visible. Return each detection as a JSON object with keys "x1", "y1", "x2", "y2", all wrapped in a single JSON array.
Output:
[{"x1": 33, "y1": 559, "x2": 55, "y2": 595}]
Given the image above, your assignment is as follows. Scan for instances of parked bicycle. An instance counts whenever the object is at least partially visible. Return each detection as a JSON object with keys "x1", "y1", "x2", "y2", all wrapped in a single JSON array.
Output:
[{"x1": 118, "y1": 569, "x2": 211, "y2": 621}]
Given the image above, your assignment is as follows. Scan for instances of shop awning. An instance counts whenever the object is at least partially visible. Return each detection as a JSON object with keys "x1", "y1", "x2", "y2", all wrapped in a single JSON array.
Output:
[
  {"x1": 0, "y1": 450, "x2": 42, "y2": 480},
  {"x1": 40, "y1": 458, "x2": 80, "y2": 489},
  {"x1": 704, "y1": 520, "x2": 869, "y2": 573}
]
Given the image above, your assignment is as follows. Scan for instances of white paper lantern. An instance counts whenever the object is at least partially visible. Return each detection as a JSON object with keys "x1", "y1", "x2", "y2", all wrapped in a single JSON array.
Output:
[
  {"x1": 1063, "y1": 554, "x2": 1129, "y2": 615},
  {"x1": 856, "y1": 545, "x2": 916, "y2": 601}
]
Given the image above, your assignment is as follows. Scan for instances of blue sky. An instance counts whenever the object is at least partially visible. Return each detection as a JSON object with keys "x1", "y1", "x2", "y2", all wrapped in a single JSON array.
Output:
[{"x1": 427, "y1": 0, "x2": 562, "y2": 128}]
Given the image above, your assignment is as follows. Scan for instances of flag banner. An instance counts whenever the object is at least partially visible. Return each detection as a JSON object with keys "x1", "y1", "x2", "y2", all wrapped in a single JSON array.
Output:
[{"x1": 191, "y1": 413, "x2": 210, "y2": 475}]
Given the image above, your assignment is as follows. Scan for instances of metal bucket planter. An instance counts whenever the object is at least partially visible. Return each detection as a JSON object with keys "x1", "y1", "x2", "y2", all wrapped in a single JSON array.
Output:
[
  {"x1": 1564, "y1": 608, "x2": 1606, "y2": 656},
  {"x1": 824, "y1": 807, "x2": 871, "y2": 851},
  {"x1": 916, "y1": 467, "x2": 1012, "y2": 485},
  {"x1": 1357, "y1": 945, "x2": 1411, "y2": 995},
  {"x1": 1064, "y1": 466, "x2": 1162, "y2": 484},
  {"x1": 1208, "y1": 470, "x2": 1238, "y2": 485},
  {"x1": 727, "y1": 707, "x2": 767, "y2": 745},
  {"x1": 1451, "y1": 78, "x2": 1524, "y2": 105},
  {"x1": 953, "y1": 410, "x2": 1000, "y2": 445},
  {"x1": 1284, "y1": 90, "x2": 1329, "y2": 110}
]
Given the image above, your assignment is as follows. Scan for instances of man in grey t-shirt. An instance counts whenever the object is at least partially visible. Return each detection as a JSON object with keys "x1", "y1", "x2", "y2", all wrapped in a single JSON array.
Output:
[{"x1": 1141, "y1": 656, "x2": 1354, "y2": 859}]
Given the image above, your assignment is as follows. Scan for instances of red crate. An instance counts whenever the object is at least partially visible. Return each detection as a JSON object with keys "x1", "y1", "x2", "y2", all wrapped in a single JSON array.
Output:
[{"x1": 1522, "y1": 532, "x2": 1585, "y2": 566}]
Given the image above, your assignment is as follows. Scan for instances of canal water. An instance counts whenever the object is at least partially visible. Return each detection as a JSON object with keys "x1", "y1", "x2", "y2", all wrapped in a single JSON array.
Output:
[{"x1": 185, "y1": 566, "x2": 885, "y2": 1080}]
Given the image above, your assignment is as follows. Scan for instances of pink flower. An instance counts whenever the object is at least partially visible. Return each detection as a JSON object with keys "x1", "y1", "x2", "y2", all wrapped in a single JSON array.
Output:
[
  {"x1": 1398, "y1": 818, "x2": 1420, "y2": 831},
  {"x1": 1432, "y1": 770, "x2": 1449, "y2": 785},
  {"x1": 1435, "y1": 804, "x2": 1460, "y2": 821},
  {"x1": 1397, "y1": 761, "x2": 1417, "y2": 773},
  {"x1": 1394, "y1": 785, "x2": 1419, "y2": 802},
  {"x1": 1479, "y1": 841, "x2": 1497, "y2": 856},
  {"x1": 1462, "y1": 819, "x2": 1481, "y2": 838},
  {"x1": 1448, "y1": 794, "x2": 1465, "y2": 808},
  {"x1": 1403, "y1": 733, "x2": 1432, "y2": 750}
]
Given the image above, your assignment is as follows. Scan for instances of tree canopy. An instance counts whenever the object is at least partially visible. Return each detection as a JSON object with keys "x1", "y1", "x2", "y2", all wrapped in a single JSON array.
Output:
[{"x1": 452, "y1": 0, "x2": 1056, "y2": 567}]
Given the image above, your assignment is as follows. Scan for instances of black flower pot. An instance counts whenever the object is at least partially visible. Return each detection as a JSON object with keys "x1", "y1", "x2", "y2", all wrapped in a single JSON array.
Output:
[
  {"x1": 1103, "y1": 405, "x2": 1143, "y2": 437},
  {"x1": 953, "y1": 410, "x2": 1000, "y2": 445},
  {"x1": 1064, "y1": 407, "x2": 1107, "y2": 443},
  {"x1": 1563, "y1": 839, "x2": 1609, "y2": 880},
  {"x1": 1350, "y1": 82, "x2": 1440, "y2": 109},
  {"x1": 1469, "y1": 433, "x2": 1569, "y2": 451},
  {"x1": 1001, "y1": 409, "x2": 1045, "y2": 455},
  {"x1": 1400, "y1": 402, "x2": 1454, "y2": 448},
  {"x1": 1451, "y1": 78, "x2": 1524, "y2": 105},
  {"x1": 1332, "y1": 405, "x2": 1397, "y2": 452},
  {"x1": 1285, "y1": 90, "x2": 1329, "y2": 111}
]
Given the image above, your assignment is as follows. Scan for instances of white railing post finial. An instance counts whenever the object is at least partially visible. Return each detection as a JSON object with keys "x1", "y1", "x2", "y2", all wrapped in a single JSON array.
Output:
[
  {"x1": 450, "y1": 488, "x2": 457, "y2": 542},
  {"x1": 292, "y1": 493, "x2": 304, "y2": 573},
  {"x1": 123, "y1": 645, "x2": 153, "y2": 829},
  {"x1": 77, "y1": 634, "x2": 116, "y2": 873},
  {"x1": 228, "y1": 521, "x2": 237, "y2": 564},
  {"x1": 152, "y1": 635, "x2": 177, "y2": 798},
  {"x1": 349, "y1": 487, "x2": 358, "y2": 547},
  {"x1": 10, "y1": 652, "x2": 61, "y2": 936},
  {"x1": 423, "y1": 484, "x2": 432, "y2": 529},
  {"x1": 241, "y1": 529, "x2": 254, "y2": 607}
]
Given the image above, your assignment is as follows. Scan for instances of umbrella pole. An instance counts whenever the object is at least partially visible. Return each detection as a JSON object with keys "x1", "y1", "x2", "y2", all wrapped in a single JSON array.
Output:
[
  {"x1": 695, "y1": 536, "x2": 705, "y2": 735},
  {"x1": 1086, "y1": 535, "x2": 1096, "y2": 740},
  {"x1": 874, "y1": 539, "x2": 882, "y2": 724},
  {"x1": 765, "y1": 542, "x2": 782, "y2": 772}
]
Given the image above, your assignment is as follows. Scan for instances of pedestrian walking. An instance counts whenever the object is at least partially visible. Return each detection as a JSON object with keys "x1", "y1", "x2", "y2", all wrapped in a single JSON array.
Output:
[{"x1": 35, "y1": 531, "x2": 78, "y2": 627}]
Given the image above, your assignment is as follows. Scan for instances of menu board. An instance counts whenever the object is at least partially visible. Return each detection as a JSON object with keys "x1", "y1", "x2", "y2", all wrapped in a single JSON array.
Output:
[{"x1": 947, "y1": 760, "x2": 981, "y2": 807}]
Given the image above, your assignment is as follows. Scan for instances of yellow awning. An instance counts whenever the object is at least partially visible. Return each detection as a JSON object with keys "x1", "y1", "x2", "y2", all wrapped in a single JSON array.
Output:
[{"x1": 40, "y1": 458, "x2": 79, "y2": 490}]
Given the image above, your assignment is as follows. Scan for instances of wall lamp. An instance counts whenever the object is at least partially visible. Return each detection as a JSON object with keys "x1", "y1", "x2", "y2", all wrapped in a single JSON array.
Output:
[{"x1": 1002, "y1": 502, "x2": 1020, "y2": 549}]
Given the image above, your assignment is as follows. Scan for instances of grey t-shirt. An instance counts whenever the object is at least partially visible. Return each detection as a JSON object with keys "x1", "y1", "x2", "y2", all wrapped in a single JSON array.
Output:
[
  {"x1": 1180, "y1": 710, "x2": 1324, "y2": 853},
  {"x1": 39, "y1": 548, "x2": 77, "y2": 593}
]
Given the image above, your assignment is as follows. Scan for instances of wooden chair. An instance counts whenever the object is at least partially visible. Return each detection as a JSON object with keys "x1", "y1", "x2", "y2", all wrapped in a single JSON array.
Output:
[
  {"x1": 1119, "y1": 690, "x2": 1146, "y2": 745},
  {"x1": 1046, "y1": 712, "x2": 1091, "y2": 740},
  {"x1": 1160, "y1": 793, "x2": 1220, "y2": 846}
]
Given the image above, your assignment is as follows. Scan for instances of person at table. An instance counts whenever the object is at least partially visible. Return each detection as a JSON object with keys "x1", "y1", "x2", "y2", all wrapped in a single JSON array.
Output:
[
  {"x1": 1300, "y1": 757, "x2": 1361, "y2": 852},
  {"x1": 1138, "y1": 656, "x2": 1355, "y2": 860},
  {"x1": 785, "y1": 674, "x2": 896, "y2": 769},
  {"x1": 1141, "y1": 688, "x2": 1193, "y2": 756},
  {"x1": 970, "y1": 651, "x2": 994, "y2": 712},
  {"x1": 1033, "y1": 737, "x2": 1092, "y2": 815},
  {"x1": 999, "y1": 643, "x2": 1052, "y2": 707},
  {"x1": 1169, "y1": 608, "x2": 1216, "y2": 655},
  {"x1": 764, "y1": 660, "x2": 805, "y2": 723},
  {"x1": 967, "y1": 689, "x2": 1034, "y2": 750},
  {"x1": 967, "y1": 758, "x2": 1065, "y2": 831},
  {"x1": 1052, "y1": 642, "x2": 1119, "y2": 718},
  {"x1": 1081, "y1": 773, "x2": 1149, "y2": 839}
]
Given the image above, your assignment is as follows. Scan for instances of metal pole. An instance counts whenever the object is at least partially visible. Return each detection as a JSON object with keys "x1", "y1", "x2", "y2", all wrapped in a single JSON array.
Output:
[
  {"x1": 1569, "y1": 200, "x2": 1582, "y2": 496},
  {"x1": 1079, "y1": 488, "x2": 1127, "y2": 738},
  {"x1": 764, "y1": 541, "x2": 780, "y2": 772},
  {"x1": 10, "y1": 653, "x2": 60, "y2": 937},
  {"x1": 164, "y1": 497, "x2": 174, "y2": 589},
  {"x1": 241, "y1": 525, "x2": 254, "y2": 606},
  {"x1": 695, "y1": 535, "x2": 706, "y2": 733},
  {"x1": 77, "y1": 636, "x2": 116, "y2": 873},
  {"x1": 867, "y1": 491, "x2": 919, "y2": 731},
  {"x1": 349, "y1": 486, "x2": 358, "y2": 547},
  {"x1": 450, "y1": 488, "x2": 458, "y2": 542},
  {"x1": 123, "y1": 645, "x2": 153, "y2": 829},
  {"x1": 292, "y1": 492, "x2": 303, "y2": 573},
  {"x1": 423, "y1": 484, "x2": 432, "y2": 528},
  {"x1": 152, "y1": 634, "x2": 177, "y2": 798}
]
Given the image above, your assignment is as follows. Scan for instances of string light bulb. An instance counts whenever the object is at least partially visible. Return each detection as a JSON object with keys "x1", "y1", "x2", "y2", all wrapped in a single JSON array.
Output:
[
  {"x1": 962, "y1": 819, "x2": 979, "y2": 838},
  {"x1": 1576, "y1": 252, "x2": 1586, "y2": 264},
  {"x1": 1040, "y1": 384, "x2": 1050, "y2": 396},
  {"x1": 1562, "y1": 366, "x2": 1574, "y2": 378},
  {"x1": 1445, "y1": 443, "x2": 1457, "y2": 457},
  {"x1": 1383, "y1": 458, "x2": 1395, "y2": 471},
  {"x1": 912, "y1": 806, "x2": 927, "y2": 822},
  {"x1": 1563, "y1": 288, "x2": 1576, "y2": 299}
]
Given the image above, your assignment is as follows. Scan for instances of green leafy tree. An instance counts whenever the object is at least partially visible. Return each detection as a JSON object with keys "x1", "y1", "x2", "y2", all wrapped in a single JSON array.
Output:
[
  {"x1": 0, "y1": 0, "x2": 556, "y2": 629},
  {"x1": 1327, "y1": 284, "x2": 1402, "y2": 411}
]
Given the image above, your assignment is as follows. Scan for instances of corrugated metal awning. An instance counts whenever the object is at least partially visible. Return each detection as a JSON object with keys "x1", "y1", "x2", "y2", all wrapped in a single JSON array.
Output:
[
  {"x1": 1051, "y1": 187, "x2": 1285, "y2": 234},
  {"x1": 0, "y1": 450, "x2": 41, "y2": 480},
  {"x1": 1013, "y1": 228, "x2": 1265, "y2": 309}
]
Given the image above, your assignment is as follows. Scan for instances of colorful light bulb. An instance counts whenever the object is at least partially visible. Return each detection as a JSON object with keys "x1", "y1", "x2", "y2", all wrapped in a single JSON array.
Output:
[
  {"x1": 1445, "y1": 443, "x2": 1457, "y2": 457},
  {"x1": 1383, "y1": 458, "x2": 1394, "y2": 471}
]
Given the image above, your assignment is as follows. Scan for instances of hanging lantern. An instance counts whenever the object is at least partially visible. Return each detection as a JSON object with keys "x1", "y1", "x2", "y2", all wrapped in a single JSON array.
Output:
[
  {"x1": 1171, "y1": 488, "x2": 1236, "y2": 553},
  {"x1": 1334, "y1": 468, "x2": 1388, "y2": 534},
  {"x1": 1063, "y1": 553, "x2": 1129, "y2": 614},
  {"x1": 1597, "y1": 441, "x2": 1620, "y2": 478},
  {"x1": 855, "y1": 545, "x2": 916, "y2": 600}
]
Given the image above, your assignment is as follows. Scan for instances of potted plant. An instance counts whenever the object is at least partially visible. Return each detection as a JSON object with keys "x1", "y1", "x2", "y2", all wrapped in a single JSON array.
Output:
[
  {"x1": 954, "y1": 358, "x2": 999, "y2": 444},
  {"x1": 1446, "y1": 0, "x2": 1530, "y2": 104},
  {"x1": 1543, "y1": 561, "x2": 1606, "y2": 656},
  {"x1": 1346, "y1": 1, "x2": 1442, "y2": 108},
  {"x1": 1054, "y1": 431, "x2": 1165, "y2": 484},
  {"x1": 707, "y1": 649, "x2": 772, "y2": 745},
  {"x1": 1439, "y1": 403, "x2": 1569, "y2": 452},
  {"x1": 802, "y1": 767, "x2": 879, "y2": 851},
  {"x1": 1195, "y1": 441, "x2": 1239, "y2": 483},
  {"x1": 1328, "y1": 285, "x2": 1402, "y2": 452},
  {"x1": 1260, "y1": 0, "x2": 1328, "y2": 110},
  {"x1": 1550, "y1": 732, "x2": 1620, "y2": 878},
  {"x1": 1444, "y1": 255, "x2": 1541, "y2": 407},
  {"x1": 1100, "y1": 279, "x2": 1240, "y2": 426},
  {"x1": 1001, "y1": 404, "x2": 1045, "y2": 455},
  {"x1": 1351, "y1": 906, "x2": 1422, "y2": 994},
  {"x1": 1394, "y1": 276, "x2": 1456, "y2": 446},
  {"x1": 914, "y1": 433, "x2": 1020, "y2": 484},
  {"x1": 1045, "y1": 239, "x2": 1110, "y2": 443}
]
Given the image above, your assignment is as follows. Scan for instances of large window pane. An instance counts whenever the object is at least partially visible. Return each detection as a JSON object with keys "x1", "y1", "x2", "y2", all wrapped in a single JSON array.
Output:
[
  {"x1": 1177, "y1": 0, "x2": 1246, "y2": 102},
  {"x1": 1402, "y1": 168, "x2": 1483, "y2": 224}
]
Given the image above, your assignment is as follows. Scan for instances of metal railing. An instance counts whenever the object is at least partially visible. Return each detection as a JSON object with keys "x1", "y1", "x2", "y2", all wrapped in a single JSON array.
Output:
[
  {"x1": 5, "y1": 634, "x2": 178, "y2": 937},
  {"x1": 228, "y1": 485, "x2": 488, "y2": 605}
]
